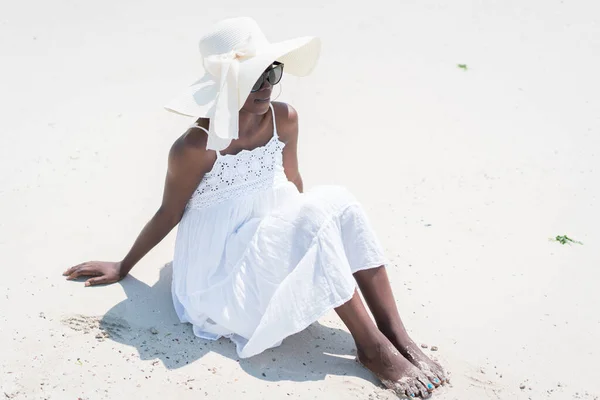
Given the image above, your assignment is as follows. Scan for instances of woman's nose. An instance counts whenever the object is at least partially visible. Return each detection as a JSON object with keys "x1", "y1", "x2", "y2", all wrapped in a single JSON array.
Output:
[
  {"x1": 260, "y1": 80, "x2": 272, "y2": 91},
  {"x1": 259, "y1": 75, "x2": 272, "y2": 91}
]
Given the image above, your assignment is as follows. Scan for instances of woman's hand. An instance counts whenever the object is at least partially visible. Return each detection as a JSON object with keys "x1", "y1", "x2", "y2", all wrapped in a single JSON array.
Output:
[{"x1": 63, "y1": 261, "x2": 124, "y2": 286}]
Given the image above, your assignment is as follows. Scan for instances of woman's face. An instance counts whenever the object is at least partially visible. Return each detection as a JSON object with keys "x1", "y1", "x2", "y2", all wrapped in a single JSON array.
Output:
[{"x1": 241, "y1": 62, "x2": 283, "y2": 115}]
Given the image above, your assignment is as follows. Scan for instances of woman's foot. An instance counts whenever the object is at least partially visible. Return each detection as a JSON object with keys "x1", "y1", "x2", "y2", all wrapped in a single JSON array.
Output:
[
  {"x1": 383, "y1": 332, "x2": 448, "y2": 387},
  {"x1": 357, "y1": 336, "x2": 435, "y2": 398},
  {"x1": 350, "y1": 266, "x2": 448, "y2": 388}
]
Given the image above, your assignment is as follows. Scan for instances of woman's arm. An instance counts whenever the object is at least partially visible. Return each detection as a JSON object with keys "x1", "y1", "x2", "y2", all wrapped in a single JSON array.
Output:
[
  {"x1": 63, "y1": 125, "x2": 214, "y2": 286},
  {"x1": 275, "y1": 102, "x2": 303, "y2": 193}
]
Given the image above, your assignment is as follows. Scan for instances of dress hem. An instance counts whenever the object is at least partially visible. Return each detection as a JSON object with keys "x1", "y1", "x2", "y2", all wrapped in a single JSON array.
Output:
[
  {"x1": 191, "y1": 258, "x2": 388, "y2": 358},
  {"x1": 237, "y1": 258, "x2": 387, "y2": 358}
]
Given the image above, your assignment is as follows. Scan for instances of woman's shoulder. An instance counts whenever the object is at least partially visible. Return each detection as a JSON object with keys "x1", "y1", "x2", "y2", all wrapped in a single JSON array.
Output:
[
  {"x1": 272, "y1": 102, "x2": 299, "y2": 142},
  {"x1": 168, "y1": 119, "x2": 214, "y2": 174},
  {"x1": 272, "y1": 102, "x2": 298, "y2": 124},
  {"x1": 182, "y1": 118, "x2": 211, "y2": 150}
]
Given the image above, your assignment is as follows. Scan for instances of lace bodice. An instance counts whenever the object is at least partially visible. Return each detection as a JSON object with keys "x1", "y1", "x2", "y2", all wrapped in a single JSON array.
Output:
[{"x1": 186, "y1": 105, "x2": 286, "y2": 211}]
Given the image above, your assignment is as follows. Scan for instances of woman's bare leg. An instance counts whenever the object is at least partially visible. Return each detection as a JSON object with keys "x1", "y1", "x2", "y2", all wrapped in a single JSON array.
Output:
[
  {"x1": 354, "y1": 266, "x2": 448, "y2": 385},
  {"x1": 335, "y1": 290, "x2": 433, "y2": 398}
]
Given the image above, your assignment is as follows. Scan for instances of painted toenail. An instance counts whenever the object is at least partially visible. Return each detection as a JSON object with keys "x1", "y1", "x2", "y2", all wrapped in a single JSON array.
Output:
[{"x1": 434, "y1": 378, "x2": 440, "y2": 383}]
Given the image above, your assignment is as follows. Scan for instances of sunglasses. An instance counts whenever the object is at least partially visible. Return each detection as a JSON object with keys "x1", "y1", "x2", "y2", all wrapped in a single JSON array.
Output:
[{"x1": 251, "y1": 62, "x2": 284, "y2": 92}]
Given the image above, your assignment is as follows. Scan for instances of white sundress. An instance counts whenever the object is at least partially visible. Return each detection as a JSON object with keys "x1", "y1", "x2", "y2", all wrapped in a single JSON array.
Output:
[{"x1": 171, "y1": 104, "x2": 388, "y2": 358}]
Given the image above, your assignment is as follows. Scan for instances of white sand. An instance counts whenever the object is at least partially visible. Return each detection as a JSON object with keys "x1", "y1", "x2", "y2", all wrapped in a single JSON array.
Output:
[{"x1": 1, "y1": 1, "x2": 599, "y2": 399}]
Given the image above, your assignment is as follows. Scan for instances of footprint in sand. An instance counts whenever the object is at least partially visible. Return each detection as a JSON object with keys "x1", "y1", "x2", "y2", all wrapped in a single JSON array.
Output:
[
  {"x1": 464, "y1": 371, "x2": 504, "y2": 399},
  {"x1": 61, "y1": 314, "x2": 130, "y2": 339}
]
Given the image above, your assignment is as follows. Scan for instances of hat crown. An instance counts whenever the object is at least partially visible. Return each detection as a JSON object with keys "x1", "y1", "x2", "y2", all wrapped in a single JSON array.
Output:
[{"x1": 199, "y1": 17, "x2": 268, "y2": 58}]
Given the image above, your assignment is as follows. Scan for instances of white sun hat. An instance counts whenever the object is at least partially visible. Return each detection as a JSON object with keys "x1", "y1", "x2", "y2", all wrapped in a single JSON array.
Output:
[{"x1": 164, "y1": 17, "x2": 321, "y2": 151}]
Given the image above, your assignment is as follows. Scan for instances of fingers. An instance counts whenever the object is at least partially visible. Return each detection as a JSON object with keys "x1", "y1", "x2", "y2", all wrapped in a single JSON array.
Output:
[
  {"x1": 66, "y1": 265, "x2": 101, "y2": 280},
  {"x1": 85, "y1": 276, "x2": 108, "y2": 287},
  {"x1": 63, "y1": 262, "x2": 90, "y2": 276}
]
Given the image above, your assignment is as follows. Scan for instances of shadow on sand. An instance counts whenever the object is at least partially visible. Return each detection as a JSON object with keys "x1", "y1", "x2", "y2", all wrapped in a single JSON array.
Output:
[{"x1": 97, "y1": 262, "x2": 377, "y2": 384}]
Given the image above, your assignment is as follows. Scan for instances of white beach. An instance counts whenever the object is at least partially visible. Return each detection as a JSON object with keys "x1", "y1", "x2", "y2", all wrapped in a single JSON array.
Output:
[{"x1": 1, "y1": 1, "x2": 599, "y2": 399}]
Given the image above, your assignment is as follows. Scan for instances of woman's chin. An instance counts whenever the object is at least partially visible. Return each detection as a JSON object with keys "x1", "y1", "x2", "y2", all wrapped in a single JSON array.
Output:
[{"x1": 243, "y1": 100, "x2": 271, "y2": 114}]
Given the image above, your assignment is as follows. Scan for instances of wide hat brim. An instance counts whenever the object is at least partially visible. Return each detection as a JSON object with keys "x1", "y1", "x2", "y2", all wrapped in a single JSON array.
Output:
[{"x1": 164, "y1": 36, "x2": 321, "y2": 118}]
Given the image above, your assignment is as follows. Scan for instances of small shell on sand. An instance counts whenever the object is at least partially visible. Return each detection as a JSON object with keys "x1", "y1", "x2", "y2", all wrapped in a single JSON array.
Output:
[
  {"x1": 421, "y1": 344, "x2": 428, "y2": 349},
  {"x1": 430, "y1": 346, "x2": 439, "y2": 351}
]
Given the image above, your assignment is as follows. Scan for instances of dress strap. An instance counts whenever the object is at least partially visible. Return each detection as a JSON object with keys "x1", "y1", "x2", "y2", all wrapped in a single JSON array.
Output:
[
  {"x1": 189, "y1": 123, "x2": 222, "y2": 158},
  {"x1": 269, "y1": 103, "x2": 279, "y2": 139},
  {"x1": 189, "y1": 123, "x2": 209, "y2": 135}
]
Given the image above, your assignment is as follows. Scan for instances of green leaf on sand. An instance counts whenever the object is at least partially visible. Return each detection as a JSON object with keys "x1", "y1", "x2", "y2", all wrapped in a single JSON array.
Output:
[{"x1": 552, "y1": 235, "x2": 583, "y2": 245}]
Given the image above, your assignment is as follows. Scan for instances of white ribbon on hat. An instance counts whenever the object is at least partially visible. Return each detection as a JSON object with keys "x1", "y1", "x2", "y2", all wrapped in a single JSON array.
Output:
[{"x1": 203, "y1": 38, "x2": 257, "y2": 151}]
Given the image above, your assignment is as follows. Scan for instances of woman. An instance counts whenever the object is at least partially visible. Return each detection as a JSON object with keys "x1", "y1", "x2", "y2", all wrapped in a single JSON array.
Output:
[{"x1": 63, "y1": 17, "x2": 447, "y2": 398}]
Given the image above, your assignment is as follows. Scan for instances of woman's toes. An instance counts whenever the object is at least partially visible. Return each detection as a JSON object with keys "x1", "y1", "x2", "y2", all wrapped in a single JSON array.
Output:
[
  {"x1": 409, "y1": 383, "x2": 421, "y2": 397},
  {"x1": 417, "y1": 376, "x2": 435, "y2": 392},
  {"x1": 426, "y1": 364, "x2": 445, "y2": 384},
  {"x1": 398, "y1": 382, "x2": 415, "y2": 398},
  {"x1": 415, "y1": 381, "x2": 432, "y2": 398},
  {"x1": 421, "y1": 371, "x2": 440, "y2": 387},
  {"x1": 385, "y1": 381, "x2": 410, "y2": 398},
  {"x1": 436, "y1": 370, "x2": 449, "y2": 384},
  {"x1": 433, "y1": 363, "x2": 448, "y2": 382}
]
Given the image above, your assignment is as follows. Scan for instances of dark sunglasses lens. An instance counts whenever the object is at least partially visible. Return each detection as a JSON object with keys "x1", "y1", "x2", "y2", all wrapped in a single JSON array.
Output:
[
  {"x1": 252, "y1": 64, "x2": 283, "y2": 92},
  {"x1": 251, "y1": 75, "x2": 264, "y2": 92},
  {"x1": 268, "y1": 65, "x2": 283, "y2": 85}
]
